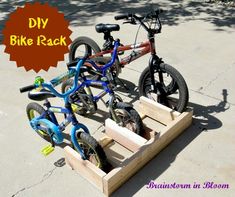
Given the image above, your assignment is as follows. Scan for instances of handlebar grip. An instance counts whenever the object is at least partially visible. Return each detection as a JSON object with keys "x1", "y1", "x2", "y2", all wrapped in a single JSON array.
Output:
[
  {"x1": 114, "y1": 14, "x2": 130, "y2": 20},
  {"x1": 19, "y1": 84, "x2": 36, "y2": 93}
]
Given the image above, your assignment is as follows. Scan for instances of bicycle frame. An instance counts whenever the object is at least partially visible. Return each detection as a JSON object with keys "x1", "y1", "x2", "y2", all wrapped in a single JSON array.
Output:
[
  {"x1": 89, "y1": 40, "x2": 153, "y2": 67},
  {"x1": 77, "y1": 79, "x2": 113, "y2": 102},
  {"x1": 72, "y1": 75, "x2": 120, "y2": 122},
  {"x1": 66, "y1": 42, "x2": 124, "y2": 122},
  {"x1": 90, "y1": 35, "x2": 164, "y2": 94},
  {"x1": 68, "y1": 41, "x2": 120, "y2": 104}
]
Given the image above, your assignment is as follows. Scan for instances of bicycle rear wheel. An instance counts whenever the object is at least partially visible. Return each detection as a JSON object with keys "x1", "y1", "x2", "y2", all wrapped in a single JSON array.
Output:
[
  {"x1": 26, "y1": 102, "x2": 51, "y2": 142},
  {"x1": 69, "y1": 36, "x2": 104, "y2": 81},
  {"x1": 138, "y1": 63, "x2": 189, "y2": 113},
  {"x1": 69, "y1": 36, "x2": 101, "y2": 61}
]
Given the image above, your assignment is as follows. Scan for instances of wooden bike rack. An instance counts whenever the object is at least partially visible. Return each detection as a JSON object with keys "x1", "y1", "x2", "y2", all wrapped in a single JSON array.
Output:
[{"x1": 64, "y1": 97, "x2": 193, "y2": 196}]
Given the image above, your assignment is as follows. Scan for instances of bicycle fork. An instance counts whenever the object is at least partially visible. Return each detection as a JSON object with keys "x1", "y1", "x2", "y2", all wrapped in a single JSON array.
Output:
[
  {"x1": 70, "y1": 123, "x2": 90, "y2": 160},
  {"x1": 148, "y1": 55, "x2": 167, "y2": 102}
]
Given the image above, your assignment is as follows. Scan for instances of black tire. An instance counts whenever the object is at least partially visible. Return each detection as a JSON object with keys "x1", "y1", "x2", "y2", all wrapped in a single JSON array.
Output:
[
  {"x1": 112, "y1": 102, "x2": 144, "y2": 136},
  {"x1": 69, "y1": 36, "x2": 103, "y2": 81},
  {"x1": 69, "y1": 36, "x2": 101, "y2": 62},
  {"x1": 61, "y1": 79, "x2": 97, "y2": 116},
  {"x1": 138, "y1": 63, "x2": 189, "y2": 113},
  {"x1": 26, "y1": 102, "x2": 51, "y2": 142},
  {"x1": 76, "y1": 132, "x2": 108, "y2": 172}
]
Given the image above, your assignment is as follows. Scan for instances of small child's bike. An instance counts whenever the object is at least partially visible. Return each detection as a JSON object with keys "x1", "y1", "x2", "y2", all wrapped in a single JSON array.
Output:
[
  {"x1": 19, "y1": 59, "x2": 108, "y2": 171},
  {"x1": 61, "y1": 41, "x2": 144, "y2": 136}
]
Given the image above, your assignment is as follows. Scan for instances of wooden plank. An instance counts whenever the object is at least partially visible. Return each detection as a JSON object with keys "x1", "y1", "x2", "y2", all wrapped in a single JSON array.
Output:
[
  {"x1": 99, "y1": 136, "x2": 113, "y2": 148},
  {"x1": 142, "y1": 116, "x2": 163, "y2": 140},
  {"x1": 104, "y1": 141, "x2": 133, "y2": 168},
  {"x1": 142, "y1": 110, "x2": 193, "y2": 162},
  {"x1": 103, "y1": 110, "x2": 192, "y2": 196},
  {"x1": 105, "y1": 118, "x2": 147, "y2": 152},
  {"x1": 64, "y1": 146, "x2": 106, "y2": 191},
  {"x1": 160, "y1": 110, "x2": 193, "y2": 139},
  {"x1": 139, "y1": 112, "x2": 146, "y2": 119},
  {"x1": 139, "y1": 96, "x2": 180, "y2": 125}
]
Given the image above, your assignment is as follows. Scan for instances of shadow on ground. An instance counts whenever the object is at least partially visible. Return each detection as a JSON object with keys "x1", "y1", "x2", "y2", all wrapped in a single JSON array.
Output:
[
  {"x1": 115, "y1": 78, "x2": 139, "y2": 105},
  {"x1": 0, "y1": 0, "x2": 235, "y2": 43}
]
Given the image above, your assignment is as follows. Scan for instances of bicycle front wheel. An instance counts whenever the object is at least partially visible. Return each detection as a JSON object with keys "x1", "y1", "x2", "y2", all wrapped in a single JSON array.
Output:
[
  {"x1": 111, "y1": 102, "x2": 144, "y2": 136},
  {"x1": 138, "y1": 63, "x2": 189, "y2": 113},
  {"x1": 75, "y1": 132, "x2": 108, "y2": 171}
]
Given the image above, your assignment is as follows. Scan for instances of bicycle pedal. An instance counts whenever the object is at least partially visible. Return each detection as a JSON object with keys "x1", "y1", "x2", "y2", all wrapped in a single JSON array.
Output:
[
  {"x1": 41, "y1": 145, "x2": 54, "y2": 156},
  {"x1": 71, "y1": 104, "x2": 79, "y2": 112},
  {"x1": 71, "y1": 104, "x2": 82, "y2": 113}
]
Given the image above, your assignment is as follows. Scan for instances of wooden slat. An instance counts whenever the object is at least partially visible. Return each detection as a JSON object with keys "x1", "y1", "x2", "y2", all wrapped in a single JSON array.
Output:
[
  {"x1": 160, "y1": 110, "x2": 193, "y2": 139},
  {"x1": 139, "y1": 96, "x2": 180, "y2": 125},
  {"x1": 64, "y1": 146, "x2": 106, "y2": 191},
  {"x1": 99, "y1": 136, "x2": 113, "y2": 148},
  {"x1": 103, "y1": 110, "x2": 192, "y2": 196},
  {"x1": 105, "y1": 119, "x2": 147, "y2": 152},
  {"x1": 142, "y1": 110, "x2": 193, "y2": 163},
  {"x1": 139, "y1": 112, "x2": 146, "y2": 119}
]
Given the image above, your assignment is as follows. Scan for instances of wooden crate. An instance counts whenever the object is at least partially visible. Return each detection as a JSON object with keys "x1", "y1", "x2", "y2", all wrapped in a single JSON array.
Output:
[{"x1": 64, "y1": 96, "x2": 193, "y2": 196}]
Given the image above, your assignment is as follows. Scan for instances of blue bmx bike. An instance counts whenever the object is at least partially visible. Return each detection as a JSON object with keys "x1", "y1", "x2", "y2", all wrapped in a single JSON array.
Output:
[
  {"x1": 61, "y1": 40, "x2": 144, "y2": 136},
  {"x1": 20, "y1": 59, "x2": 108, "y2": 170}
]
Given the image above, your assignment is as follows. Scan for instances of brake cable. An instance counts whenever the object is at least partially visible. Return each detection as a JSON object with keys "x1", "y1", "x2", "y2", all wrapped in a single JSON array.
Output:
[{"x1": 128, "y1": 15, "x2": 148, "y2": 64}]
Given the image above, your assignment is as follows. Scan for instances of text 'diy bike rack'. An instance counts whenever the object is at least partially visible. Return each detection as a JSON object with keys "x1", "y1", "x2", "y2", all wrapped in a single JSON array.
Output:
[{"x1": 64, "y1": 96, "x2": 193, "y2": 196}]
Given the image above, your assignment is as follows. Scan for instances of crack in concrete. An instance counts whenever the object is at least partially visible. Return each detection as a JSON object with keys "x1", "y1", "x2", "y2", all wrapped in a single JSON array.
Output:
[
  {"x1": 190, "y1": 88, "x2": 235, "y2": 106},
  {"x1": 203, "y1": 71, "x2": 224, "y2": 90},
  {"x1": 11, "y1": 167, "x2": 57, "y2": 197},
  {"x1": 196, "y1": 62, "x2": 234, "y2": 93}
]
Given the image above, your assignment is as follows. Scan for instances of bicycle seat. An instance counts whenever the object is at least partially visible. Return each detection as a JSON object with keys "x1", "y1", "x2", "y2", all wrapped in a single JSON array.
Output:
[
  {"x1": 95, "y1": 23, "x2": 120, "y2": 33},
  {"x1": 28, "y1": 89, "x2": 56, "y2": 101}
]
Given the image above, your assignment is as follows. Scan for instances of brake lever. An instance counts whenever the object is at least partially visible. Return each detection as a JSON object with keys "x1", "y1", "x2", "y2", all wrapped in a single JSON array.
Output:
[
  {"x1": 123, "y1": 19, "x2": 137, "y2": 25},
  {"x1": 123, "y1": 21, "x2": 131, "y2": 24}
]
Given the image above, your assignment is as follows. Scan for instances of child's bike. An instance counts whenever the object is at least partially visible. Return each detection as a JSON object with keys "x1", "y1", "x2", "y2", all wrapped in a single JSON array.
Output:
[
  {"x1": 68, "y1": 9, "x2": 189, "y2": 113},
  {"x1": 19, "y1": 59, "x2": 108, "y2": 171},
  {"x1": 61, "y1": 42, "x2": 144, "y2": 136}
]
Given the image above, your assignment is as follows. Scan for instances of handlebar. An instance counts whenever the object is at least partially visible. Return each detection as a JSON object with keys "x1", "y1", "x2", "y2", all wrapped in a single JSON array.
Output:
[
  {"x1": 114, "y1": 13, "x2": 132, "y2": 20},
  {"x1": 115, "y1": 9, "x2": 163, "y2": 21},
  {"x1": 19, "y1": 58, "x2": 86, "y2": 99},
  {"x1": 114, "y1": 9, "x2": 163, "y2": 34},
  {"x1": 19, "y1": 84, "x2": 37, "y2": 93}
]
